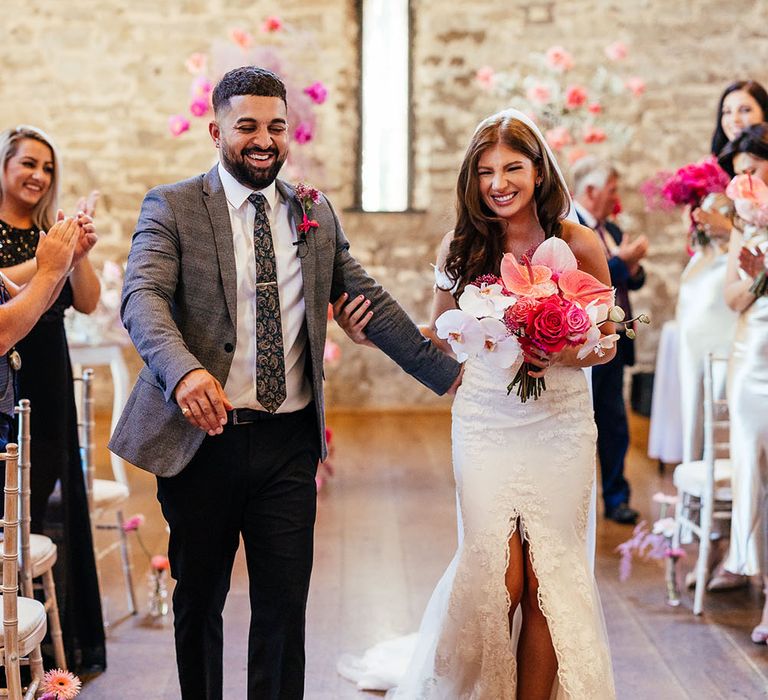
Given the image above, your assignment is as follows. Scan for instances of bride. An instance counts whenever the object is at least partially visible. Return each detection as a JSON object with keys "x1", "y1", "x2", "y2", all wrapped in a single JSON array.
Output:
[{"x1": 335, "y1": 109, "x2": 616, "y2": 699}]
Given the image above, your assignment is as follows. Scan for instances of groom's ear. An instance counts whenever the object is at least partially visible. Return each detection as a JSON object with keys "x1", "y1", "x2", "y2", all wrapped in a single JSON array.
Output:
[{"x1": 209, "y1": 121, "x2": 221, "y2": 148}]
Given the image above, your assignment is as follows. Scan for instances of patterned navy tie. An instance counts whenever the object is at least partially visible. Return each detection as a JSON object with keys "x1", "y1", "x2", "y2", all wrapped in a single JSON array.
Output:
[{"x1": 248, "y1": 192, "x2": 286, "y2": 413}]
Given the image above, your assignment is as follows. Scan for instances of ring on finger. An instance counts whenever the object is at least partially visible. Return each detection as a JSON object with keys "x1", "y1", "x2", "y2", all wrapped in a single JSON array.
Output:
[{"x1": 181, "y1": 406, "x2": 190, "y2": 416}]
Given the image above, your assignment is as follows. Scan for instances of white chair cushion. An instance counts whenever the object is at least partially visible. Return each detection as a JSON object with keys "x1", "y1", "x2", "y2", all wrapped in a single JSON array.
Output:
[
  {"x1": 673, "y1": 458, "x2": 732, "y2": 500},
  {"x1": 0, "y1": 596, "x2": 47, "y2": 646},
  {"x1": 29, "y1": 533, "x2": 56, "y2": 564},
  {"x1": 92, "y1": 478, "x2": 129, "y2": 509}
]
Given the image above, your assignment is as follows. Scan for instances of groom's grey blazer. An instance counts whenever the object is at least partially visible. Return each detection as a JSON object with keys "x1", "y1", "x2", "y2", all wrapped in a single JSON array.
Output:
[{"x1": 109, "y1": 166, "x2": 460, "y2": 477}]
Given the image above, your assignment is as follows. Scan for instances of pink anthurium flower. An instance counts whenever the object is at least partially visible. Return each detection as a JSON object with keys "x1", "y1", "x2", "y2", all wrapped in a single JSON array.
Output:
[
  {"x1": 558, "y1": 269, "x2": 614, "y2": 307},
  {"x1": 500, "y1": 254, "x2": 558, "y2": 298},
  {"x1": 530, "y1": 236, "x2": 578, "y2": 277}
]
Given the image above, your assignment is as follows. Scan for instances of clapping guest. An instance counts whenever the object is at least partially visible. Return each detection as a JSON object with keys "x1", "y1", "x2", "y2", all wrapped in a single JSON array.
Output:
[
  {"x1": 0, "y1": 125, "x2": 105, "y2": 671},
  {"x1": 681, "y1": 82, "x2": 768, "y2": 460},
  {"x1": 717, "y1": 124, "x2": 768, "y2": 644},
  {"x1": 571, "y1": 156, "x2": 647, "y2": 525}
]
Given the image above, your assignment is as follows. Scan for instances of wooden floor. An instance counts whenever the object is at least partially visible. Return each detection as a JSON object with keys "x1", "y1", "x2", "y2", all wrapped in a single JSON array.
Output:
[{"x1": 78, "y1": 410, "x2": 768, "y2": 699}]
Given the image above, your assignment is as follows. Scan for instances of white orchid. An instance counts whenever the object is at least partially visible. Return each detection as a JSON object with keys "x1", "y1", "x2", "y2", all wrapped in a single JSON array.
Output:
[
  {"x1": 458, "y1": 283, "x2": 516, "y2": 319},
  {"x1": 478, "y1": 318, "x2": 521, "y2": 368},
  {"x1": 435, "y1": 309, "x2": 485, "y2": 362},
  {"x1": 576, "y1": 300, "x2": 619, "y2": 360}
]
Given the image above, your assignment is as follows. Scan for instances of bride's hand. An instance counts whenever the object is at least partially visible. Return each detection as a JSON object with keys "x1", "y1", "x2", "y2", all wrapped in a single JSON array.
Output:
[
  {"x1": 332, "y1": 292, "x2": 376, "y2": 347},
  {"x1": 523, "y1": 346, "x2": 553, "y2": 378}
]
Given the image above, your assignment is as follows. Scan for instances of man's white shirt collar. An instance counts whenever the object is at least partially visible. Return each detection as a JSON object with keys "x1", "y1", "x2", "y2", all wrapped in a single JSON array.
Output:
[
  {"x1": 573, "y1": 200, "x2": 598, "y2": 229},
  {"x1": 218, "y1": 161, "x2": 279, "y2": 212}
]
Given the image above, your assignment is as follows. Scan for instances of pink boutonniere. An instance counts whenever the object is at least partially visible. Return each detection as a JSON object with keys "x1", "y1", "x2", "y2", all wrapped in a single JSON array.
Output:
[{"x1": 295, "y1": 182, "x2": 321, "y2": 236}]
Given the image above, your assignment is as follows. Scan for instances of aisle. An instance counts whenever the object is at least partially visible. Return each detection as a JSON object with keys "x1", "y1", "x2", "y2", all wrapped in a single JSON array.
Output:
[{"x1": 79, "y1": 411, "x2": 767, "y2": 699}]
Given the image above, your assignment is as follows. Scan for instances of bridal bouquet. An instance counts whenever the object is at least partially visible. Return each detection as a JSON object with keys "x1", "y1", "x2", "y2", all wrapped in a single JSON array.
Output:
[
  {"x1": 726, "y1": 173, "x2": 768, "y2": 297},
  {"x1": 640, "y1": 157, "x2": 732, "y2": 246},
  {"x1": 435, "y1": 237, "x2": 644, "y2": 402}
]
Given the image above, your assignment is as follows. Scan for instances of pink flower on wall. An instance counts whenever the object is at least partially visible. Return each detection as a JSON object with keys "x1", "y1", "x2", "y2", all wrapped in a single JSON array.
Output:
[
  {"x1": 565, "y1": 85, "x2": 588, "y2": 109},
  {"x1": 567, "y1": 147, "x2": 589, "y2": 164},
  {"x1": 545, "y1": 126, "x2": 573, "y2": 151},
  {"x1": 604, "y1": 41, "x2": 628, "y2": 61},
  {"x1": 545, "y1": 46, "x2": 574, "y2": 71},
  {"x1": 625, "y1": 77, "x2": 646, "y2": 96},
  {"x1": 294, "y1": 122, "x2": 313, "y2": 144},
  {"x1": 324, "y1": 339, "x2": 341, "y2": 365},
  {"x1": 588, "y1": 102, "x2": 602, "y2": 114},
  {"x1": 185, "y1": 52, "x2": 207, "y2": 75},
  {"x1": 261, "y1": 15, "x2": 283, "y2": 33},
  {"x1": 475, "y1": 65, "x2": 496, "y2": 90},
  {"x1": 229, "y1": 27, "x2": 254, "y2": 50},
  {"x1": 303, "y1": 81, "x2": 328, "y2": 105},
  {"x1": 191, "y1": 76, "x2": 212, "y2": 99},
  {"x1": 189, "y1": 98, "x2": 210, "y2": 117},
  {"x1": 583, "y1": 126, "x2": 607, "y2": 144},
  {"x1": 168, "y1": 115, "x2": 190, "y2": 137},
  {"x1": 526, "y1": 83, "x2": 551, "y2": 104}
]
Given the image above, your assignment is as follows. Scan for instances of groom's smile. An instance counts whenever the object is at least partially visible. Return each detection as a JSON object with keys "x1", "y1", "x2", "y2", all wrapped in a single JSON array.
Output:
[{"x1": 209, "y1": 94, "x2": 289, "y2": 190}]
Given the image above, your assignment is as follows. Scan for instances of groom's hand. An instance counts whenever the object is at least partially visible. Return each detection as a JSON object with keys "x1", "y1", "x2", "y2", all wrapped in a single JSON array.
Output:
[
  {"x1": 446, "y1": 365, "x2": 464, "y2": 395},
  {"x1": 174, "y1": 369, "x2": 234, "y2": 435},
  {"x1": 332, "y1": 293, "x2": 375, "y2": 347}
]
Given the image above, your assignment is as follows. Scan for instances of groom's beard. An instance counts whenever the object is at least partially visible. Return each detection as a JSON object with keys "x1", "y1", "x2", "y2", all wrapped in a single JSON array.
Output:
[{"x1": 221, "y1": 143, "x2": 287, "y2": 190}]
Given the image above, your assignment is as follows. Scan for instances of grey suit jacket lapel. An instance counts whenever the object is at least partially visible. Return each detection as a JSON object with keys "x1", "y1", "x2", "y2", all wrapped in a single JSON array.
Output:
[
  {"x1": 203, "y1": 166, "x2": 237, "y2": 326},
  {"x1": 276, "y1": 179, "x2": 319, "y2": 334}
]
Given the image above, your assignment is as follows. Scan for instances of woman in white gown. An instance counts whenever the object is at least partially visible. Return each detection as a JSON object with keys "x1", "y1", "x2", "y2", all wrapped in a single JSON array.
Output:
[
  {"x1": 680, "y1": 81, "x2": 768, "y2": 465},
  {"x1": 718, "y1": 124, "x2": 768, "y2": 644},
  {"x1": 337, "y1": 110, "x2": 616, "y2": 699}
]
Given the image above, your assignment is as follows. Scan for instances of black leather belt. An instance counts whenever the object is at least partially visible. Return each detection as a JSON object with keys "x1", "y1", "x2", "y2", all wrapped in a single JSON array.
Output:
[{"x1": 227, "y1": 408, "x2": 277, "y2": 425}]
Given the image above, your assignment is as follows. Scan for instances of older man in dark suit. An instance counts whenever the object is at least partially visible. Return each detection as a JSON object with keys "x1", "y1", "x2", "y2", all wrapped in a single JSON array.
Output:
[
  {"x1": 109, "y1": 67, "x2": 461, "y2": 700},
  {"x1": 572, "y1": 156, "x2": 648, "y2": 525}
]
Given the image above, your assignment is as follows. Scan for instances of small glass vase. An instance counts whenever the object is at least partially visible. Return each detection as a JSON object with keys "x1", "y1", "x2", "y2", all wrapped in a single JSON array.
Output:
[{"x1": 147, "y1": 569, "x2": 169, "y2": 618}]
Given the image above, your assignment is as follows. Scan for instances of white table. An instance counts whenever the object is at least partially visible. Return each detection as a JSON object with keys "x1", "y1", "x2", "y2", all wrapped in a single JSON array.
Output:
[
  {"x1": 647, "y1": 320, "x2": 683, "y2": 465},
  {"x1": 69, "y1": 342, "x2": 130, "y2": 486}
]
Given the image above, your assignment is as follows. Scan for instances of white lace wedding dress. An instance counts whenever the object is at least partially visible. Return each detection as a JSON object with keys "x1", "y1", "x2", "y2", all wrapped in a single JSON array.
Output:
[{"x1": 339, "y1": 353, "x2": 616, "y2": 699}]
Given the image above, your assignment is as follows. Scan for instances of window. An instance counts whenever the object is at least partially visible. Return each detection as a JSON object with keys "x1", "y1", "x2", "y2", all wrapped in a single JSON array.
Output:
[{"x1": 359, "y1": 0, "x2": 411, "y2": 212}]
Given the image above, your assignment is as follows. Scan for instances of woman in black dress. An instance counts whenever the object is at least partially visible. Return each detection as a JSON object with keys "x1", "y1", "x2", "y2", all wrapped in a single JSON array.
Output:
[{"x1": 0, "y1": 125, "x2": 106, "y2": 673}]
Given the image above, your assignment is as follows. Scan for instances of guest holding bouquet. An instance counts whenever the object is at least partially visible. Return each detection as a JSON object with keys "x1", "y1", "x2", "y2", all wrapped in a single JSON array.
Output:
[
  {"x1": 0, "y1": 125, "x2": 105, "y2": 671},
  {"x1": 678, "y1": 82, "x2": 768, "y2": 475},
  {"x1": 718, "y1": 124, "x2": 768, "y2": 644}
]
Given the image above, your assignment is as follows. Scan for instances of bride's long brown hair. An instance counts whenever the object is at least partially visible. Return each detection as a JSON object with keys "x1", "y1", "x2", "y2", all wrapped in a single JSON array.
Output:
[{"x1": 444, "y1": 114, "x2": 570, "y2": 299}]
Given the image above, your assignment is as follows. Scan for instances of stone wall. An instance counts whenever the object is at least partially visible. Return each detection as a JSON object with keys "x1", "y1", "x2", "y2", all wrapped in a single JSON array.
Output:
[{"x1": 2, "y1": 0, "x2": 767, "y2": 409}]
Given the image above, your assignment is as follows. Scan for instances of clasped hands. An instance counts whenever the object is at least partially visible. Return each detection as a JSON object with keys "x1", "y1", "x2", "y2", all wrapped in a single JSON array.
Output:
[{"x1": 35, "y1": 200, "x2": 98, "y2": 280}]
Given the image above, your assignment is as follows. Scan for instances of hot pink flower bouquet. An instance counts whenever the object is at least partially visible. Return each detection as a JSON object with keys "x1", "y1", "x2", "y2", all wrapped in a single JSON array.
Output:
[
  {"x1": 435, "y1": 238, "x2": 647, "y2": 402},
  {"x1": 641, "y1": 156, "x2": 731, "y2": 246}
]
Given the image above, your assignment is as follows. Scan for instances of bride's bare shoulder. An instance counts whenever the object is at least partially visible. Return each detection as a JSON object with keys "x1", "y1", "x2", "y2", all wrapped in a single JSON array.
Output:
[
  {"x1": 436, "y1": 230, "x2": 455, "y2": 266},
  {"x1": 560, "y1": 219, "x2": 602, "y2": 262}
]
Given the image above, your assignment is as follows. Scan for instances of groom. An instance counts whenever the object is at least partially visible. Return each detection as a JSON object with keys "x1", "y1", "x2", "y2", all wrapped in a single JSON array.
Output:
[{"x1": 109, "y1": 66, "x2": 461, "y2": 700}]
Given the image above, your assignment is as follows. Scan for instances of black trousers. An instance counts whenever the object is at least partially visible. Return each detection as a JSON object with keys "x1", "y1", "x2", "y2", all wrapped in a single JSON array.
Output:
[
  {"x1": 157, "y1": 403, "x2": 320, "y2": 700},
  {"x1": 591, "y1": 355, "x2": 631, "y2": 513}
]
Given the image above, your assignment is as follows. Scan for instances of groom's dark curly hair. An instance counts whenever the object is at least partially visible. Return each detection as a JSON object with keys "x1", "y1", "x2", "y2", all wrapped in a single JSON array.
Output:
[{"x1": 212, "y1": 66, "x2": 287, "y2": 114}]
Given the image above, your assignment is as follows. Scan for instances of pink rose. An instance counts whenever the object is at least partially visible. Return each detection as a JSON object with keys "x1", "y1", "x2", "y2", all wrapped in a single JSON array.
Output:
[
  {"x1": 504, "y1": 297, "x2": 538, "y2": 332},
  {"x1": 261, "y1": 15, "x2": 282, "y2": 33},
  {"x1": 168, "y1": 115, "x2": 190, "y2": 137},
  {"x1": 185, "y1": 52, "x2": 207, "y2": 75},
  {"x1": 229, "y1": 27, "x2": 253, "y2": 49},
  {"x1": 545, "y1": 46, "x2": 574, "y2": 71},
  {"x1": 476, "y1": 65, "x2": 496, "y2": 90},
  {"x1": 625, "y1": 77, "x2": 646, "y2": 96},
  {"x1": 565, "y1": 85, "x2": 588, "y2": 109},
  {"x1": 604, "y1": 41, "x2": 628, "y2": 61},
  {"x1": 545, "y1": 126, "x2": 572, "y2": 152},
  {"x1": 526, "y1": 297, "x2": 570, "y2": 353},
  {"x1": 294, "y1": 122, "x2": 313, "y2": 144},
  {"x1": 189, "y1": 98, "x2": 210, "y2": 117},
  {"x1": 304, "y1": 81, "x2": 328, "y2": 105},
  {"x1": 564, "y1": 302, "x2": 591, "y2": 341},
  {"x1": 526, "y1": 83, "x2": 551, "y2": 105},
  {"x1": 567, "y1": 147, "x2": 589, "y2": 164},
  {"x1": 583, "y1": 126, "x2": 607, "y2": 144}
]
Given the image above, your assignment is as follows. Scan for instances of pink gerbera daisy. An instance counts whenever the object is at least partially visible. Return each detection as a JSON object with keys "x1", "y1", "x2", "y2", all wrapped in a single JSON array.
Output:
[{"x1": 41, "y1": 668, "x2": 82, "y2": 699}]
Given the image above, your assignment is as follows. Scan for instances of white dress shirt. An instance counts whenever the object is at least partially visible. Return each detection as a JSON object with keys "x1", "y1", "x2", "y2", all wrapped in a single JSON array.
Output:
[{"x1": 218, "y1": 163, "x2": 312, "y2": 412}]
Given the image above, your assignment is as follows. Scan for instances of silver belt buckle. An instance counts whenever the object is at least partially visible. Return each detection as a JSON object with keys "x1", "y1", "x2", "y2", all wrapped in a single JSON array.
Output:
[{"x1": 231, "y1": 409, "x2": 240, "y2": 426}]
